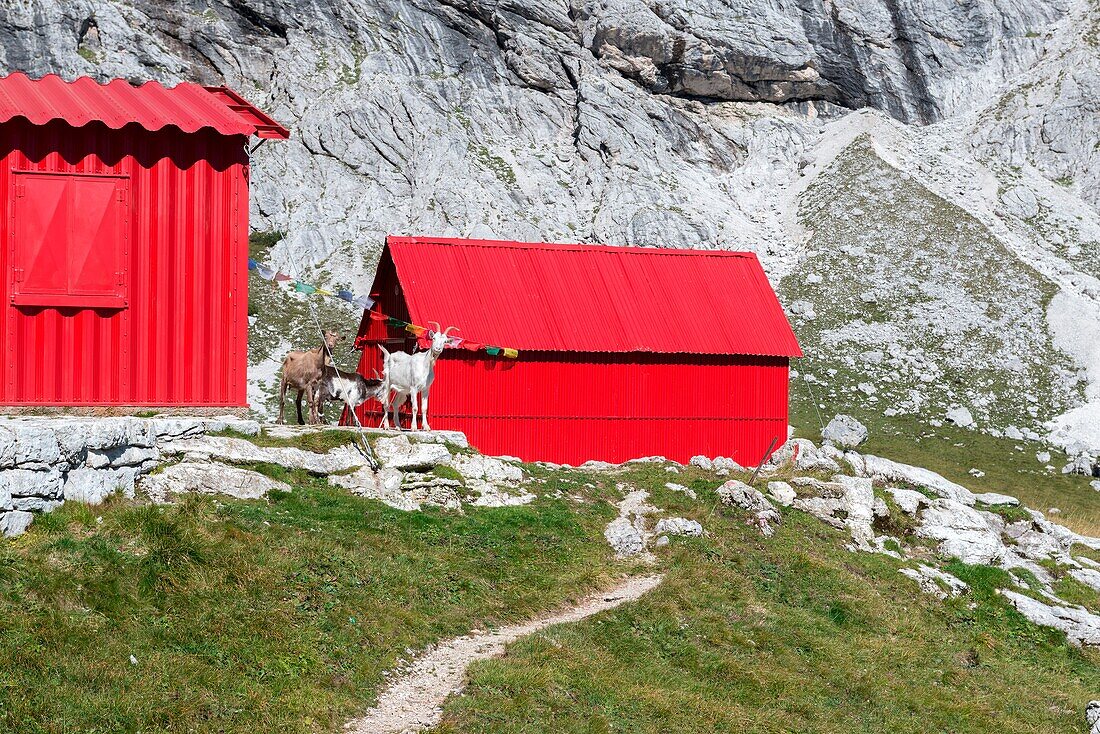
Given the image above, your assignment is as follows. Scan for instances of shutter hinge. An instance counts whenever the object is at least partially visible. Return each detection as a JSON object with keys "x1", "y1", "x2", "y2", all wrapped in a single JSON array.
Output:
[
  {"x1": 12, "y1": 268, "x2": 23, "y2": 283},
  {"x1": 116, "y1": 187, "x2": 126, "y2": 204},
  {"x1": 14, "y1": 183, "x2": 25, "y2": 198}
]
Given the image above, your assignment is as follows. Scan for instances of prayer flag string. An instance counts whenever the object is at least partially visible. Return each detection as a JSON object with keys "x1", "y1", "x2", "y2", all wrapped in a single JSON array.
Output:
[{"x1": 247, "y1": 258, "x2": 517, "y2": 359}]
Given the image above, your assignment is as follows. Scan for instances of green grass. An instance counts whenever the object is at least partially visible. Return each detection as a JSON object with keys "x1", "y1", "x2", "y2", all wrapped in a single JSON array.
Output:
[
  {"x1": 214, "y1": 427, "x2": 363, "y2": 454},
  {"x1": 5, "y1": 455, "x2": 1100, "y2": 733},
  {"x1": 0, "y1": 478, "x2": 620, "y2": 733},
  {"x1": 435, "y1": 475, "x2": 1100, "y2": 734}
]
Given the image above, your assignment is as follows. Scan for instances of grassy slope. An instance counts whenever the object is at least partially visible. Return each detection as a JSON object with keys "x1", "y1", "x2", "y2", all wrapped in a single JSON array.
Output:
[
  {"x1": 3, "y1": 455, "x2": 1100, "y2": 733},
  {"x1": 436, "y1": 465, "x2": 1100, "y2": 734},
  {"x1": 0, "y1": 470, "x2": 623, "y2": 733}
]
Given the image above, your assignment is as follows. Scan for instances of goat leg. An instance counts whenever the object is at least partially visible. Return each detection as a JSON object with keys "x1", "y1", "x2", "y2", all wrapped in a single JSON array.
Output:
[
  {"x1": 295, "y1": 389, "x2": 307, "y2": 425},
  {"x1": 276, "y1": 374, "x2": 288, "y2": 424},
  {"x1": 420, "y1": 389, "x2": 431, "y2": 432}
]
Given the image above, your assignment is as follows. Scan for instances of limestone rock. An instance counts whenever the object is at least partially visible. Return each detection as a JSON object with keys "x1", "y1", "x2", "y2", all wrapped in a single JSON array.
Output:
[
  {"x1": 63, "y1": 468, "x2": 137, "y2": 505},
  {"x1": 162, "y1": 435, "x2": 368, "y2": 475},
  {"x1": 944, "y1": 406, "x2": 976, "y2": 428},
  {"x1": 604, "y1": 517, "x2": 646, "y2": 556},
  {"x1": 141, "y1": 462, "x2": 290, "y2": 503},
  {"x1": 822, "y1": 415, "x2": 868, "y2": 448},
  {"x1": 689, "y1": 455, "x2": 713, "y2": 471},
  {"x1": 664, "y1": 482, "x2": 697, "y2": 500},
  {"x1": 0, "y1": 510, "x2": 34, "y2": 538},
  {"x1": 0, "y1": 469, "x2": 63, "y2": 499},
  {"x1": 899, "y1": 564, "x2": 969, "y2": 600},
  {"x1": 1087, "y1": 701, "x2": 1100, "y2": 734},
  {"x1": 767, "y1": 481, "x2": 796, "y2": 506},
  {"x1": 973, "y1": 492, "x2": 1020, "y2": 507},
  {"x1": 766, "y1": 438, "x2": 841, "y2": 473},
  {"x1": 717, "y1": 480, "x2": 781, "y2": 537},
  {"x1": 850, "y1": 453, "x2": 976, "y2": 505},
  {"x1": 373, "y1": 435, "x2": 452, "y2": 471},
  {"x1": 886, "y1": 487, "x2": 929, "y2": 515},
  {"x1": 653, "y1": 517, "x2": 703, "y2": 537},
  {"x1": 916, "y1": 499, "x2": 1006, "y2": 565},
  {"x1": 999, "y1": 589, "x2": 1100, "y2": 646}
]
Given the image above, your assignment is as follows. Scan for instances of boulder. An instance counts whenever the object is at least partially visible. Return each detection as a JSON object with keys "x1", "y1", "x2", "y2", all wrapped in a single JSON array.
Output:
[
  {"x1": 767, "y1": 481, "x2": 796, "y2": 506},
  {"x1": 821, "y1": 415, "x2": 868, "y2": 448},
  {"x1": 63, "y1": 468, "x2": 137, "y2": 505},
  {"x1": 373, "y1": 435, "x2": 452, "y2": 471},
  {"x1": 916, "y1": 499, "x2": 1006, "y2": 565},
  {"x1": 833, "y1": 474, "x2": 875, "y2": 549},
  {"x1": 717, "y1": 480, "x2": 781, "y2": 537},
  {"x1": 973, "y1": 492, "x2": 1020, "y2": 507},
  {"x1": 0, "y1": 510, "x2": 34, "y2": 538},
  {"x1": 604, "y1": 517, "x2": 646, "y2": 556},
  {"x1": 1064, "y1": 454, "x2": 1098, "y2": 476},
  {"x1": 1088, "y1": 701, "x2": 1100, "y2": 734},
  {"x1": 712, "y1": 456, "x2": 744, "y2": 472},
  {"x1": 766, "y1": 438, "x2": 841, "y2": 472},
  {"x1": 653, "y1": 517, "x2": 703, "y2": 537},
  {"x1": 0, "y1": 469, "x2": 62, "y2": 499},
  {"x1": 141, "y1": 462, "x2": 290, "y2": 503},
  {"x1": 689, "y1": 455, "x2": 713, "y2": 471},
  {"x1": 944, "y1": 406, "x2": 975, "y2": 428}
]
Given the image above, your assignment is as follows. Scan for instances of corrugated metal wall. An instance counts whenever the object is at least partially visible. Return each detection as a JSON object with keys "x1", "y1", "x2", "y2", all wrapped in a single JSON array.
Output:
[
  {"x1": 353, "y1": 346, "x2": 790, "y2": 465},
  {"x1": 0, "y1": 118, "x2": 249, "y2": 406}
]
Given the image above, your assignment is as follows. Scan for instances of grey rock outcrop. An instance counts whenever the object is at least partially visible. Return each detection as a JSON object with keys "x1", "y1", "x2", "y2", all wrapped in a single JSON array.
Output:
[
  {"x1": 1000, "y1": 589, "x2": 1100, "y2": 647},
  {"x1": 822, "y1": 415, "x2": 868, "y2": 448},
  {"x1": 142, "y1": 462, "x2": 292, "y2": 503},
  {"x1": 717, "y1": 480, "x2": 781, "y2": 537}
]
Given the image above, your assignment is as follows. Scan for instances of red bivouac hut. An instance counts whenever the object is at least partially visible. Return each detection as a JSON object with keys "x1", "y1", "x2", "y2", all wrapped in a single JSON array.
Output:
[
  {"x1": 0, "y1": 73, "x2": 287, "y2": 407},
  {"x1": 351, "y1": 236, "x2": 802, "y2": 466}
]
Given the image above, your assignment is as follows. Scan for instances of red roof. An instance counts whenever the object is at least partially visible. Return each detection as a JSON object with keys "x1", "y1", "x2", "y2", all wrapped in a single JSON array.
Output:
[
  {"x1": 385, "y1": 236, "x2": 802, "y2": 357},
  {"x1": 0, "y1": 72, "x2": 289, "y2": 139}
]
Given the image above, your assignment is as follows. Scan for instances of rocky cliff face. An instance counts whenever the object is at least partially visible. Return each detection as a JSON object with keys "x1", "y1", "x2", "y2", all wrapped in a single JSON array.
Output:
[{"x1": 2, "y1": 0, "x2": 1099, "y2": 452}]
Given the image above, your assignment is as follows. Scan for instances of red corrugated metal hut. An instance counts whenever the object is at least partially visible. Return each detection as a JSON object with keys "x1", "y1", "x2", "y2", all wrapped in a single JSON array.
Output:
[
  {"x1": 350, "y1": 236, "x2": 802, "y2": 465},
  {"x1": 0, "y1": 73, "x2": 287, "y2": 407}
]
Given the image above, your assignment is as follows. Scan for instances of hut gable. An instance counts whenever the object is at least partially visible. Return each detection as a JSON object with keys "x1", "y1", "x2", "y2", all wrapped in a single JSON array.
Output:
[{"x1": 353, "y1": 237, "x2": 802, "y2": 465}]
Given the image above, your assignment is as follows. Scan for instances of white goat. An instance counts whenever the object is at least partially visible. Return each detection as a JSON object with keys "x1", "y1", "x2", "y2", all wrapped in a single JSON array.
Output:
[{"x1": 378, "y1": 323, "x2": 457, "y2": 431}]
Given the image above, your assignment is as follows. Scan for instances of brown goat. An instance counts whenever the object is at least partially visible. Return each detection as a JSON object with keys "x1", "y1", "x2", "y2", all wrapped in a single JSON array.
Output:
[{"x1": 276, "y1": 330, "x2": 344, "y2": 424}]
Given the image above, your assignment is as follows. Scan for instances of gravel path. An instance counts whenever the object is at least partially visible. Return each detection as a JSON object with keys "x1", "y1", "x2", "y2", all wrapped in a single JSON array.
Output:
[{"x1": 344, "y1": 574, "x2": 664, "y2": 734}]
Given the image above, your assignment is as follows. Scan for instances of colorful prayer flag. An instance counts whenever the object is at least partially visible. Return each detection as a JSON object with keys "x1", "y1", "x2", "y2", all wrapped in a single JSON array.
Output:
[
  {"x1": 486, "y1": 346, "x2": 502, "y2": 356},
  {"x1": 353, "y1": 295, "x2": 375, "y2": 310},
  {"x1": 387, "y1": 317, "x2": 407, "y2": 328},
  {"x1": 502, "y1": 348, "x2": 519, "y2": 358},
  {"x1": 461, "y1": 341, "x2": 482, "y2": 351},
  {"x1": 406, "y1": 324, "x2": 426, "y2": 335},
  {"x1": 274, "y1": 273, "x2": 292, "y2": 282},
  {"x1": 315, "y1": 288, "x2": 334, "y2": 296},
  {"x1": 369, "y1": 310, "x2": 387, "y2": 321},
  {"x1": 257, "y1": 265, "x2": 276, "y2": 280},
  {"x1": 294, "y1": 282, "x2": 316, "y2": 294},
  {"x1": 248, "y1": 259, "x2": 258, "y2": 270}
]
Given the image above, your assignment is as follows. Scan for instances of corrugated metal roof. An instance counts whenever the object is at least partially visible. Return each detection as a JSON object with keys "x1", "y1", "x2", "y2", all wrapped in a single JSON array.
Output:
[
  {"x1": 0, "y1": 72, "x2": 289, "y2": 139},
  {"x1": 386, "y1": 236, "x2": 803, "y2": 357}
]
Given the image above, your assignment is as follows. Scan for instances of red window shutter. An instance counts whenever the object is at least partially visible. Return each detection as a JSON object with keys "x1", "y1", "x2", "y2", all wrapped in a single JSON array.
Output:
[{"x1": 11, "y1": 172, "x2": 129, "y2": 309}]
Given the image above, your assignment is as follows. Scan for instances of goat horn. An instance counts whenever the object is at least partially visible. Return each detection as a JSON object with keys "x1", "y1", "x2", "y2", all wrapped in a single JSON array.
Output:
[
  {"x1": 442, "y1": 326, "x2": 460, "y2": 337},
  {"x1": 427, "y1": 320, "x2": 441, "y2": 332}
]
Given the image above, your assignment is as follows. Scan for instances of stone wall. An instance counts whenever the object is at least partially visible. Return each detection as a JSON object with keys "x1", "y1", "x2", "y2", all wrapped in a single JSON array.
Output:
[{"x1": 0, "y1": 415, "x2": 260, "y2": 537}]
